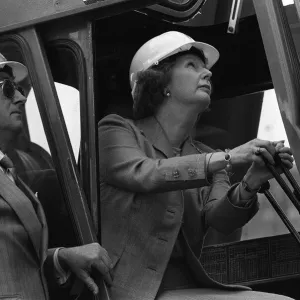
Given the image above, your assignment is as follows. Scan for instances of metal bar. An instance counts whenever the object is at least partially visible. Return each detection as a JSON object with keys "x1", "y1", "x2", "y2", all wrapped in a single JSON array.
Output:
[
  {"x1": 281, "y1": 164, "x2": 300, "y2": 201},
  {"x1": 294, "y1": 0, "x2": 300, "y2": 21},
  {"x1": 0, "y1": 0, "x2": 161, "y2": 35},
  {"x1": 263, "y1": 189, "x2": 300, "y2": 247},
  {"x1": 227, "y1": 0, "x2": 244, "y2": 34},
  {"x1": 261, "y1": 157, "x2": 300, "y2": 214},
  {"x1": 17, "y1": 27, "x2": 109, "y2": 299},
  {"x1": 252, "y1": 0, "x2": 300, "y2": 176}
]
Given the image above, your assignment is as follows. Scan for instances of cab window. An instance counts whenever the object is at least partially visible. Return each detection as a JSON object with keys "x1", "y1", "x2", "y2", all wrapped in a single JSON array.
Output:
[
  {"x1": 26, "y1": 83, "x2": 80, "y2": 160},
  {"x1": 242, "y1": 89, "x2": 300, "y2": 240}
]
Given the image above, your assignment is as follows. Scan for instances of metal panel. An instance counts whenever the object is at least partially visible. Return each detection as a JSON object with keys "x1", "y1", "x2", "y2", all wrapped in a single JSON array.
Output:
[
  {"x1": 0, "y1": 0, "x2": 159, "y2": 34},
  {"x1": 253, "y1": 0, "x2": 300, "y2": 175}
]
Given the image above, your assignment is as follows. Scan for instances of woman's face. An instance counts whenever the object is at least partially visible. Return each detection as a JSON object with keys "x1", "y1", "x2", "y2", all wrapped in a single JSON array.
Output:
[{"x1": 166, "y1": 53, "x2": 212, "y2": 110}]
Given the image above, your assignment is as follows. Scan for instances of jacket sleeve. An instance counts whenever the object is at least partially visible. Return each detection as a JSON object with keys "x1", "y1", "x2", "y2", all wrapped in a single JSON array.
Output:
[
  {"x1": 202, "y1": 170, "x2": 259, "y2": 235},
  {"x1": 98, "y1": 114, "x2": 211, "y2": 193},
  {"x1": 44, "y1": 248, "x2": 72, "y2": 289},
  {"x1": 44, "y1": 248, "x2": 59, "y2": 288}
]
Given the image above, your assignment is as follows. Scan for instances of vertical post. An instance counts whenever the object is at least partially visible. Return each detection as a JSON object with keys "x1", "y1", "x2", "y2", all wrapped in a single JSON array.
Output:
[
  {"x1": 294, "y1": 0, "x2": 300, "y2": 21},
  {"x1": 18, "y1": 26, "x2": 109, "y2": 299},
  {"x1": 253, "y1": 0, "x2": 300, "y2": 175}
]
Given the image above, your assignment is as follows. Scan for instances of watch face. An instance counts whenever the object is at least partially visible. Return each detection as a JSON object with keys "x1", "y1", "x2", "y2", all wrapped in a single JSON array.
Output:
[{"x1": 242, "y1": 179, "x2": 258, "y2": 193}]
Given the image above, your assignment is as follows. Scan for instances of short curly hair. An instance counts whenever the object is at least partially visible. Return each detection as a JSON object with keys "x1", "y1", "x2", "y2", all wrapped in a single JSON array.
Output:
[{"x1": 132, "y1": 47, "x2": 207, "y2": 120}]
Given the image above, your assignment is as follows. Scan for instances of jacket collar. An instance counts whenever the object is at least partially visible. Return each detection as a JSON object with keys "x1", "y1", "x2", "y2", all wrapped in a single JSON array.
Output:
[
  {"x1": 136, "y1": 116, "x2": 174, "y2": 158},
  {"x1": 135, "y1": 116, "x2": 201, "y2": 157}
]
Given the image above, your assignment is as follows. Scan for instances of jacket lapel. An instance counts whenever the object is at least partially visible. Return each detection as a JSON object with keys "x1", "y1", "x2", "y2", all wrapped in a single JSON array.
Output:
[
  {"x1": 18, "y1": 176, "x2": 48, "y2": 265},
  {"x1": 0, "y1": 171, "x2": 43, "y2": 262},
  {"x1": 181, "y1": 138, "x2": 202, "y2": 156},
  {"x1": 135, "y1": 116, "x2": 174, "y2": 158}
]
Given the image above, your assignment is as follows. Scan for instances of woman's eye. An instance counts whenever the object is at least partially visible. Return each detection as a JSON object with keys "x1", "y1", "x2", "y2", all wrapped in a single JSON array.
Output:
[{"x1": 187, "y1": 62, "x2": 196, "y2": 68}]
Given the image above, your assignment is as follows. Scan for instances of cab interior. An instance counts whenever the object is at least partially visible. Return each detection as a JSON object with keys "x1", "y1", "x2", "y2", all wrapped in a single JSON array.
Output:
[{"x1": 1, "y1": 1, "x2": 300, "y2": 298}]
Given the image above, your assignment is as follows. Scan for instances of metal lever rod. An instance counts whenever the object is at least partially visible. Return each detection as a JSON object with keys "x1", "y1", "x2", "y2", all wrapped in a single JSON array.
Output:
[
  {"x1": 260, "y1": 182, "x2": 300, "y2": 247},
  {"x1": 227, "y1": 0, "x2": 244, "y2": 34},
  {"x1": 280, "y1": 163, "x2": 300, "y2": 201},
  {"x1": 260, "y1": 155, "x2": 300, "y2": 214}
]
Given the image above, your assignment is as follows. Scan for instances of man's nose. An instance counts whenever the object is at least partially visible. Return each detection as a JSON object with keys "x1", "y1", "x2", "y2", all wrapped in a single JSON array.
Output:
[{"x1": 12, "y1": 89, "x2": 27, "y2": 105}]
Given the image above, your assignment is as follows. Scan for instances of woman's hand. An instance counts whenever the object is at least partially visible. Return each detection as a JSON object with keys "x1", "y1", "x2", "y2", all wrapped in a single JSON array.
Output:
[
  {"x1": 243, "y1": 142, "x2": 294, "y2": 189},
  {"x1": 230, "y1": 138, "x2": 281, "y2": 166}
]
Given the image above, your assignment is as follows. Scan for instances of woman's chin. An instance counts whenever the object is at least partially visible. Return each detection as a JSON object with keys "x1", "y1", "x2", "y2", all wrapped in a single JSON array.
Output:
[{"x1": 195, "y1": 95, "x2": 211, "y2": 109}]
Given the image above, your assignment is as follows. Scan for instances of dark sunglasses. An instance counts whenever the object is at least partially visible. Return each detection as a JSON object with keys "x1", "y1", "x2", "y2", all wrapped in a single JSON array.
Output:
[{"x1": 0, "y1": 79, "x2": 25, "y2": 99}]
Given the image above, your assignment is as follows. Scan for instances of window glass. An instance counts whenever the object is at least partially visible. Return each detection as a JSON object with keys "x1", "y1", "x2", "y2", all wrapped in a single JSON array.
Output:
[
  {"x1": 242, "y1": 89, "x2": 300, "y2": 240},
  {"x1": 282, "y1": 0, "x2": 294, "y2": 5},
  {"x1": 26, "y1": 83, "x2": 80, "y2": 160}
]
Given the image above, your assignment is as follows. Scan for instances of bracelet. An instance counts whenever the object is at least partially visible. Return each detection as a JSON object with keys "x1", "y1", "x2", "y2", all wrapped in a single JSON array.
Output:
[{"x1": 241, "y1": 179, "x2": 260, "y2": 193}]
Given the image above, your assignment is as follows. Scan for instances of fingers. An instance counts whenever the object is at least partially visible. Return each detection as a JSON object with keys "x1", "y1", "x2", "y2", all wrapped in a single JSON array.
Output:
[
  {"x1": 281, "y1": 159, "x2": 294, "y2": 169},
  {"x1": 76, "y1": 270, "x2": 99, "y2": 295},
  {"x1": 256, "y1": 139, "x2": 276, "y2": 157},
  {"x1": 100, "y1": 250, "x2": 113, "y2": 269},
  {"x1": 93, "y1": 259, "x2": 113, "y2": 286},
  {"x1": 254, "y1": 147, "x2": 275, "y2": 165},
  {"x1": 275, "y1": 142, "x2": 285, "y2": 152},
  {"x1": 277, "y1": 146, "x2": 293, "y2": 155},
  {"x1": 278, "y1": 152, "x2": 294, "y2": 163}
]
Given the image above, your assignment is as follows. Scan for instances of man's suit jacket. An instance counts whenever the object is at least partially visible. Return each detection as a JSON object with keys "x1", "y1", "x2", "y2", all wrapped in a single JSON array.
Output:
[
  {"x1": 98, "y1": 114, "x2": 260, "y2": 300},
  {"x1": 0, "y1": 168, "x2": 56, "y2": 300}
]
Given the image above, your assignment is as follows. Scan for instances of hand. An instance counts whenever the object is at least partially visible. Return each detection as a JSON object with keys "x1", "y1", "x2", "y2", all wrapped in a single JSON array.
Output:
[
  {"x1": 229, "y1": 138, "x2": 282, "y2": 166},
  {"x1": 58, "y1": 243, "x2": 113, "y2": 295},
  {"x1": 244, "y1": 141, "x2": 294, "y2": 189}
]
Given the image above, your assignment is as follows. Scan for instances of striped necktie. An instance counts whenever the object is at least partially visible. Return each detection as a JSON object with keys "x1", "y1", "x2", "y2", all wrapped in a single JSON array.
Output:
[{"x1": 0, "y1": 154, "x2": 17, "y2": 181}]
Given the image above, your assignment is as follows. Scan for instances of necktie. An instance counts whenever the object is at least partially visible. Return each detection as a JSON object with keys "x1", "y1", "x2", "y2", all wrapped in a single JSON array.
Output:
[
  {"x1": 0, "y1": 154, "x2": 48, "y2": 262},
  {"x1": 0, "y1": 154, "x2": 17, "y2": 181},
  {"x1": 0, "y1": 154, "x2": 37, "y2": 208}
]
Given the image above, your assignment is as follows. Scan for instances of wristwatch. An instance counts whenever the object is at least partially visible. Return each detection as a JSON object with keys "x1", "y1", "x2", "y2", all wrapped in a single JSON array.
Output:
[{"x1": 241, "y1": 179, "x2": 260, "y2": 193}]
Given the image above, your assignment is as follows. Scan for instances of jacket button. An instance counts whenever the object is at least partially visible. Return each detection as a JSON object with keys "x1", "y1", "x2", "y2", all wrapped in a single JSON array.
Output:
[
  {"x1": 188, "y1": 169, "x2": 196, "y2": 177},
  {"x1": 172, "y1": 170, "x2": 180, "y2": 178}
]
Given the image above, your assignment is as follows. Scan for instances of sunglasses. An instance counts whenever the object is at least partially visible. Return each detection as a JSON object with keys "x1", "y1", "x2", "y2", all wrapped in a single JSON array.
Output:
[{"x1": 0, "y1": 79, "x2": 25, "y2": 100}]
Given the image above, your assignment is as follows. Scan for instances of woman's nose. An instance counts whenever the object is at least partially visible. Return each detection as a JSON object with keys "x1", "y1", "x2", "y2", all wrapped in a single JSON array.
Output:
[{"x1": 200, "y1": 68, "x2": 212, "y2": 81}]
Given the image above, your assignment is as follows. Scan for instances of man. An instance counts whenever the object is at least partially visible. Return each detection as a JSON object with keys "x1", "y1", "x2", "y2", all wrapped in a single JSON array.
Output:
[{"x1": 0, "y1": 53, "x2": 112, "y2": 299}]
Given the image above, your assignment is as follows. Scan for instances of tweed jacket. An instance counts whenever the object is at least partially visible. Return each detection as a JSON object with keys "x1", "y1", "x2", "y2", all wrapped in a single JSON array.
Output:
[
  {"x1": 98, "y1": 114, "x2": 259, "y2": 300},
  {"x1": 0, "y1": 168, "x2": 59, "y2": 300}
]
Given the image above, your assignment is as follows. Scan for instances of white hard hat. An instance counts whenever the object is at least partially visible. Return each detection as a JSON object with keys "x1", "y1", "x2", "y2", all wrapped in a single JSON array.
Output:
[
  {"x1": 129, "y1": 31, "x2": 220, "y2": 90},
  {"x1": 0, "y1": 53, "x2": 28, "y2": 83}
]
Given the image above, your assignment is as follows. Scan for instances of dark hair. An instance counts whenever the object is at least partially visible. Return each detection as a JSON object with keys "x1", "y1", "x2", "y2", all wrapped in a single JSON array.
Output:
[
  {"x1": 0, "y1": 65, "x2": 14, "y2": 79},
  {"x1": 132, "y1": 47, "x2": 207, "y2": 120}
]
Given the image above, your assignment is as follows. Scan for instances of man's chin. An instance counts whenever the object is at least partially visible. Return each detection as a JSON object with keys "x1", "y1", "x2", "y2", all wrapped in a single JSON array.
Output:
[{"x1": 11, "y1": 122, "x2": 24, "y2": 134}]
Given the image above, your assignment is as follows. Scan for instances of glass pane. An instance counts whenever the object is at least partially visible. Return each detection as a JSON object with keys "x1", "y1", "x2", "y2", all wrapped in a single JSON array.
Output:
[
  {"x1": 26, "y1": 83, "x2": 80, "y2": 160},
  {"x1": 242, "y1": 89, "x2": 300, "y2": 240},
  {"x1": 282, "y1": 0, "x2": 294, "y2": 5}
]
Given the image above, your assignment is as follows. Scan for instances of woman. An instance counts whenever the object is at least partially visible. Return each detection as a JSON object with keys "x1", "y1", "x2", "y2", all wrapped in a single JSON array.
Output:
[{"x1": 98, "y1": 31, "x2": 294, "y2": 300}]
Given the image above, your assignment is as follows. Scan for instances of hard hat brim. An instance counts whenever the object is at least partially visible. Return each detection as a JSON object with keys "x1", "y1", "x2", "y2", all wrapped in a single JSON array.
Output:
[
  {"x1": 157, "y1": 41, "x2": 219, "y2": 70},
  {"x1": 0, "y1": 61, "x2": 28, "y2": 83},
  {"x1": 190, "y1": 41, "x2": 220, "y2": 70}
]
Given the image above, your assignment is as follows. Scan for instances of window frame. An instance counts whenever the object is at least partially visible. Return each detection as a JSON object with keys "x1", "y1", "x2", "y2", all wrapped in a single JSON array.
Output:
[{"x1": 0, "y1": 28, "x2": 97, "y2": 247}]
